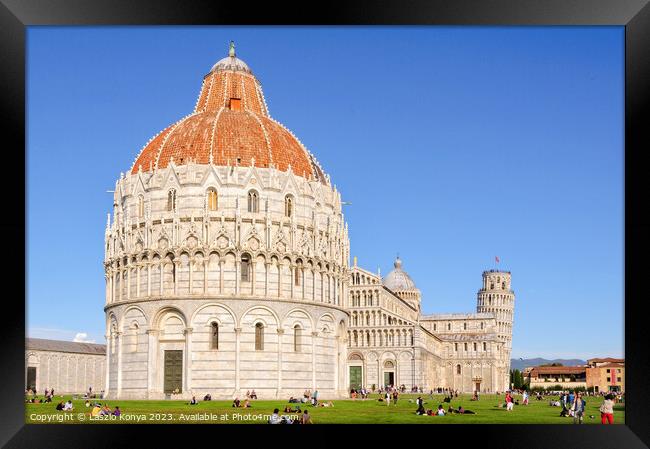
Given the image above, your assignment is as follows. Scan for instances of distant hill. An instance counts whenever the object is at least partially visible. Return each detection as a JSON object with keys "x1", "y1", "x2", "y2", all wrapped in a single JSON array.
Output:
[{"x1": 510, "y1": 358, "x2": 587, "y2": 371}]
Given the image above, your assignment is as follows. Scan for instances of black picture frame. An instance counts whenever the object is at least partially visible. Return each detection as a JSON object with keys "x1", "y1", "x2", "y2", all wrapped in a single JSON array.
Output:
[{"x1": 3, "y1": 0, "x2": 648, "y2": 447}]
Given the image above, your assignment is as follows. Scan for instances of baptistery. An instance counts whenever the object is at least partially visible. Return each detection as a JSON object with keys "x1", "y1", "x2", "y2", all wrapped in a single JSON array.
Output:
[{"x1": 104, "y1": 44, "x2": 350, "y2": 399}]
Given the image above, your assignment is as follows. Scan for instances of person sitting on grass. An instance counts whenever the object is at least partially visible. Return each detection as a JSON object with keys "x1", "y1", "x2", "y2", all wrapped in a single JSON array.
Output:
[
  {"x1": 90, "y1": 404, "x2": 101, "y2": 417},
  {"x1": 250, "y1": 390, "x2": 258, "y2": 399},
  {"x1": 436, "y1": 405, "x2": 446, "y2": 416},
  {"x1": 113, "y1": 406, "x2": 121, "y2": 416},
  {"x1": 302, "y1": 410, "x2": 313, "y2": 424},
  {"x1": 319, "y1": 401, "x2": 334, "y2": 407},
  {"x1": 55, "y1": 401, "x2": 65, "y2": 411},
  {"x1": 189, "y1": 396, "x2": 198, "y2": 405},
  {"x1": 283, "y1": 405, "x2": 296, "y2": 413},
  {"x1": 203, "y1": 394, "x2": 212, "y2": 401},
  {"x1": 63, "y1": 400, "x2": 74, "y2": 411},
  {"x1": 232, "y1": 398, "x2": 241, "y2": 407},
  {"x1": 288, "y1": 397, "x2": 299, "y2": 403},
  {"x1": 415, "y1": 396, "x2": 426, "y2": 415},
  {"x1": 100, "y1": 404, "x2": 112, "y2": 416},
  {"x1": 246, "y1": 390, "x2": 251, "y2": 399},
  {"x1": 243, "y1": 399, "x2": 251, "y2": 408}
]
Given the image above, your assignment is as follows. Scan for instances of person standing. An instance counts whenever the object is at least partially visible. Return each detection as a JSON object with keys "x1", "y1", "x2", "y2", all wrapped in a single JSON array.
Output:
[
  {"x1": 522, "y1": 391, "x2": 529, "y2": 405},
  {"x1": 506, "y1": 392, "x2": 514, "y2": 411},
  {"x1": 385, "y1": 391, "x2": 391, "y2": 406},
  {"x1": 599, "y1": 394, "x2": 615, "y2": 424},
  {"x1": 571, "y1": 393, "x2": 586, "y2": 424},
  {"x1": 415, "y1": 396, "x2": 425, "y2": 415}
]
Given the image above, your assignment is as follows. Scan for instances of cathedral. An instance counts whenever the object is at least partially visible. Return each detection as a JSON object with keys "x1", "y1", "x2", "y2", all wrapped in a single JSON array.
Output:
[{"x1": 103, "y1": 44, "x2": 514, "y2": 399}]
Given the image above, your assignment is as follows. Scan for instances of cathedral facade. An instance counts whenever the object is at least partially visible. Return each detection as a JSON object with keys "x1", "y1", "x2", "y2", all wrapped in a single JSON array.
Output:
[{"x1": 103, "y1": 46, "x2": 514, "y2": 399}]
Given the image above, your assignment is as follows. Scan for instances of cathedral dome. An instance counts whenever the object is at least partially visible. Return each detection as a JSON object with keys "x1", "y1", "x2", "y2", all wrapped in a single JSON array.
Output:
[
  {"x1": 130, "y1": 43, "x2": 328, "y2": 185},
  {"x1": 383, "y1": 257, "x2": 418, "y2": 291}
]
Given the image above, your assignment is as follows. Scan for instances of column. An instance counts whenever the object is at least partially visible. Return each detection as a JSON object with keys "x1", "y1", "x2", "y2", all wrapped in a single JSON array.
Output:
[
  {"x1": 147, "y1": 263, "x2": 151, "y2": 297},
  {"x1": 116, "y1": 332, "x2": 123, "y2": 397},
  {"x1": 159, "y1": 264, "x2": 163, "y2": 296},
  {"x1": 104, "y1": 334, "x2": 111, "y2": 397},
  {"x1": 219, "y1": 260, "x2": 224, "y2": 294},
  {"x1": 251, "y1": 261, "x2": 256, "y2": 296},
  {"x1": 203, "y1": 260, "x2": 208, "y2": 294},
  {"x1": 277, "y1": 328, "x2": 284, "y2": 396},
  {"x1": 189, "y1": 257, "x2": 194, "y2": 295},
  {"x1": 136, "y1": 265, "x2": 141, "y2": 298},
  {"x1": 311, "y1": 331, "x2": 318, "y2": 390},
  {"x1": 146, "y1": 329, "x2": 159, "y2": 397},
  {"x1": 265, "y1": 262, "x2": 270, "y2": 297},
  {"x1": 234, "y1": 327, "x2": 242, "y2": 394},
  {"x1": 173, "y1": 261, "x2": 179, "y2": 296},
  {"x1": 289, "y1": 264, "x2": 295, "y2": 298},
  {"x1": 119, "y1": 269, "x2": 123, "y2": 301},
  {"x1": 126, "y1": 267, "x2": 131, "y2": 300},
  {"x1": 277, "y1": 262, "x2": 282, "y2": 298},
  {"x1": 235, "y1": 260, "x2": 240, "y2": 295},
  {"x1": 183, "y1": 328, "x2": 193, "y2": 394},
  {"x1": 334, "y1": 336, "x2": 340, "y2": 394}
]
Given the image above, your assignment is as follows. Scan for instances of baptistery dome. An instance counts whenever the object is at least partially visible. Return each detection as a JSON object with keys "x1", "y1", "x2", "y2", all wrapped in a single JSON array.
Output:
[
  {"x1": 130, "y1": 44, "x2": 328, "y2": 185},
  {"x1": 104, "y1": 44, "x2": 350, "y2": 401}
]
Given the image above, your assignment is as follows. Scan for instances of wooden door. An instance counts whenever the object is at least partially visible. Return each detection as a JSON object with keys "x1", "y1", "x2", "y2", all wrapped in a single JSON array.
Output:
[{"x1": 164, "y1": 350, "x2": 183, "y2": 393}]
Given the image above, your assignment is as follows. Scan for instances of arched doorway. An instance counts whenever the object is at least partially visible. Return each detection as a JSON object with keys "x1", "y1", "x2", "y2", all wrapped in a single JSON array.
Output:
[{"x1": 383, "y1": 360, "x2": 395, "y2": 388}]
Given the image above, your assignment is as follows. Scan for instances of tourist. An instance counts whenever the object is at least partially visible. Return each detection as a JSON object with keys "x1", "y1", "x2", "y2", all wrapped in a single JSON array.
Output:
[
  {"x1": 313, "y1": 390, "x2": 319, "y2": 405},
  {"x1": 319, "y1": 401, "x2": 333, "y2": 407},
  {"x1": 232, "y1": 398, "x2": 241, "y2": 408},
  {"x1": 437, "y1": 404, "x2": 446, "y2": 415},
  {"x1": 90, "y1": 404, "x2": 101, "y2": 416},
  {"x1": 572, "y1": 393, "x2": 586, "y2": 424},
  {"x1": 415, "y1": 396, "x2": 425, "y2": 415},
  {"x1": 246, "y1": 390, "x2": 251, "y2": 399},
  {"x1": 302, "y1": 410, "x2": 313, "y2": 424},
  {"x1": 269, "y1": 408, "x2": 282, "y2": 424},
  {"x1": 113, "y1": 406, "x2": 121, "y2": 416},
  {"x1": 599, "y1": 394, "x2": 615, "y2": 424},
  {"x1": 522, "y1": 391, "x2": 529, "y2": 405},
  {"x1": 203, "y1": 394, "x2": 212, "y2": 401},
  {"x1": 459, "y1": 406, "x2": 476, "y2": 414},
  {"x1": 243, "y1": 399, "x2": 251, "y2": 408},
  {"x1": 385, "y1": 391, "x2": 391, "y2": 406},
  {"x1": 63, "y1": 400, "x2": 74, "y2": 411},
  {"x1": 189, "y1": 396, "x2": 198, "y2": 405},
  {"x1": 392, "y1": 390, "x2": 399, "y2": 405},
  {"x1": 505, "y1": 392, "x2": 514, "y2": 411},
  {"x1": 85, "y1": 400, "x2": 90, "y2": 407},
  {"x1": 250, "y1": 389, "x2": 257, "y2": 399},
  {"x1": 55, "y1": 401, "x2": 64, "y2": 411},
  {"x1": 100, "y1": 404, "x2": 112, "y2": 416}
]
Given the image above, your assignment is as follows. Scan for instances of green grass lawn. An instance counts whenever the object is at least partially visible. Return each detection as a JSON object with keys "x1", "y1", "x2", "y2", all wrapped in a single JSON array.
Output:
[{"x1": 25, "y1": 393, "x2": 625, "y2": 424}]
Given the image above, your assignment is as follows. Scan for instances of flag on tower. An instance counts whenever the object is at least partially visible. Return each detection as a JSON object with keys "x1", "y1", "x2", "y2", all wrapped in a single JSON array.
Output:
[{"x1": 495, "y1": 256, "x2": 500, "y2": 264}]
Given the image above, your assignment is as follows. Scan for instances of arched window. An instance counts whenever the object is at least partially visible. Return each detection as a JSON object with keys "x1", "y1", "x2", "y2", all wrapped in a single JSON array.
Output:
[
  {"x1": 138, "y1": 195, "x2": 145, "y2": 218},
  {"x1": 210, "y1": 322, "x2": 219, "y2": 350},
  {"x1": 464, "y1": 342, "x2": 468, "y2": 351},
  {"x1": 454, "y1": 343, "x2": 458, "y2": 351},
  {"x1": 167, "y1": 189, "x2": 177, "y2": 212},
  {"x1": 483, "y1": 342, "x2": 487, "y2": 351},
  {"x1": 294, "y1": 266, "x2": 301, "y2": 286},
  {"x1": 247, "y1": 190, "x2": 259, "y2": 213},
  {"x1": 481, "y1": 322, "x2": 484, "y2": 330},
  {"x1": 502, "y1": 282, "x2": 506, "y2": 289},
  {"x1": 464, "y1": 322, "x2": 467, "y2": 330},
  {"x1": 255, "y1": 322, "x2": 264, "y2": 350},
  {"x1": 207, "y1": 188, "x2": 218, "y2": 211},
  {"x1": 241, "y1": 254, "x2": 251, "y2": 282},
  {"x1": 457, "y1": 364, "x2": 462, "y2": 375},
  {"x1": 293, "y1": 325, "x2": 301, "y2": 352},
  {"x1": 490, "y1": 283, "x2": 494, "y2": 289},
  {"x1": 285, "y1": 195, "x2": 293, "y2": 217},
  {"x1": 473, "y1": 342, "x2": 477, "y2": 351}
]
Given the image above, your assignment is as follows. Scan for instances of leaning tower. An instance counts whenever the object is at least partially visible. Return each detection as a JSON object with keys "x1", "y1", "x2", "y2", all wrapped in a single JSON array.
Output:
[{"x1": 476, "y1": 270, "x2": 515, "y2": 389}]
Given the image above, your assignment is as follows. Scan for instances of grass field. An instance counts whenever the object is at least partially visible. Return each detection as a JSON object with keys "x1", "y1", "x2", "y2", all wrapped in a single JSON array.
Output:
[{"x1": 25, "y1": 393, "x2": 625, "y2": 424}]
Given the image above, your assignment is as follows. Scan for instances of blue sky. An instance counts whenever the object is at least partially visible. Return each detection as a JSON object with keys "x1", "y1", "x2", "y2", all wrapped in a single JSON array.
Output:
[{"x1": 27, "y1": 26, "x2": 624, "y2": 360}]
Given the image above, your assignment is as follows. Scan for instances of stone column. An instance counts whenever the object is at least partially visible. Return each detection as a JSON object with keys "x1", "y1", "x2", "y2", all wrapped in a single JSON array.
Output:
[
  {"x1": 126, "y1": 267, "x2": 131, "y2": 300},
  {"x1": 159, "y1": 264, "x2": 164, "y2": 296},
  {"x1": 277, "y1": 328, "x2": 284, "y2": 396},
  {"x1": 189, "y1": 257, "x2": 194, "y2": 295},
  {"x1": 334, "y1": 336, "x2": 340, "y2": 394},
  {"x1": 146, "y1": 329, "x2": 159, "y2": 397},
  {"x1": 183, "y1": 328, "x2": 193, "y2": 394},
  {"x1": 234, "y1": 327, "x2": 242, "y2": 395},
  {"x1": 219, "y1": 260, "x2": 224, "y2": 294},
  {"x1": 173, "y1": 261, "x2": 180, "y2": 296},
  {"x1": 104, "y1": 334, "x2": 111, "y2": 397},
  {"x1": 116, "y1": 332, "x2": 123, "y2": 397},
  {"x1": 265, "y1": 262, "x2": 270, "y2": 297},
  {"x1": 289, "y1": 264, "x2": 295, "y2": 299},
  {"x1": 203, "y1": 260, "x2": 208, "y2": 295},
  {"x1": 136, "y1": 265, "x2": 141, "y2": 298},
  {"x1": 147, "y1": 263, "x2": 151, "y2": 297},
  {"x1": 251, "y1": 261, "x2": 256, "y2": 296},
  {"x1": 311, "y1": 331, "x2": 318, "y2": 390},
  {"x1": 235, "y1": 260, "x2": 240, "y2": 295},
  {"x1": 119, "y1": 269, "x2": 123, "y2": 301},
  {"x1": 277, "y1": 262, "x2": 282, "y2": 298}
]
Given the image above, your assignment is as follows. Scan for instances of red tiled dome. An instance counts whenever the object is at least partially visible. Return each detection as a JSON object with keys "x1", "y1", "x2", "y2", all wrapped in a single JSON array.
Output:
[{"x1": 131, "y1": 45, "x2": 328, "y2": 184}]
